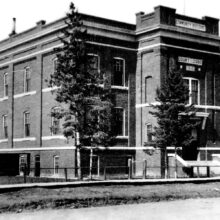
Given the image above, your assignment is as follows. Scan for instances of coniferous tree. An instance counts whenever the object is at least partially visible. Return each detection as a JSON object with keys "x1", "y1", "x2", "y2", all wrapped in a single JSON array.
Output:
[
  {"x1": 49, "y1": 2, "x2": 115, "y2": 178},
  {"x1": 150, "y1": 69, "x2": 199, "y2": 177}
]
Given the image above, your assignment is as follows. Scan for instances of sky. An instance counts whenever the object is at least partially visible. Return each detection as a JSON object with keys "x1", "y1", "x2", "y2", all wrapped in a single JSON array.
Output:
[{"x1": 0, "y1": 0, "x2": 220, "y2": 40}]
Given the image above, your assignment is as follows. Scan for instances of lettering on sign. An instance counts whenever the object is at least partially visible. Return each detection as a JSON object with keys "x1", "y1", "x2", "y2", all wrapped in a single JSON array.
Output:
[
  {"x1": 178, "y1": 56, "x2": 203, "y2": 66},
  {"x1": 186, "y1": 65, "x2": 195, "y2": 72},
  {"x1": 176, "y1": 19, "x2": 206, "y2": 32}
]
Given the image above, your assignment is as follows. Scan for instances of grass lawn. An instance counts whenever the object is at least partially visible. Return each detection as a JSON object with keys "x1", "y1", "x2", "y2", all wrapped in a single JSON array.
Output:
[{"x1": 0, "y1": 182, "x2": 220, "y2": 213}]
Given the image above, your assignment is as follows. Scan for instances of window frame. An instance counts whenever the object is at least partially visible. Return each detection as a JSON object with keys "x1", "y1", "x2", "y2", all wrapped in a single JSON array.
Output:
[
  {"x1": 183, "y1": 77, "x2": 200, "y2": 105},
  {"x1": 24, "y1": 67, "x2": 31, "y2": 93},
  {"x1": 112, "y1": 57, "x2": 125, "y2": 87},
  {"x1": 24, "y1": 111, "x2": 30, "y2": 137},
  {"x1": 3, "y1": 73, "x2": 8, "y2": 97}
]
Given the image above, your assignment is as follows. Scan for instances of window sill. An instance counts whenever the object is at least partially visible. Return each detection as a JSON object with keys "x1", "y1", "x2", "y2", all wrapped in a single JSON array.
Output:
[
  {"x1": 14, "y1": 91, "x2": 36, "y2": 99},
  {"x1": 111, "y1": 86, "x2": 128, "y2": 90},
  {"x1": 14, "y1": 137, "x2": 36, "y2": 142},
  {"x1": 0, "y1": 96, "x2": 8, "y2": 102},
  {"x1": 42, "y1": 86, "x2": 60, "y2": 93},
  {"x1": 0, "y1": 139, "x2": 8, "y2": 143},
  {"x1": 116, "y1": 136, "x2": 128, "y2": 139},
  {"x1": 42, "y1": 135, "x2": 66, "y2": 140}
]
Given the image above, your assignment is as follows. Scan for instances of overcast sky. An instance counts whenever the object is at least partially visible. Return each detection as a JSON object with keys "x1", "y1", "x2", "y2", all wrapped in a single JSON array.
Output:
[{"x1": 0, "y1": 0, "x2": 220, "y2": 40}]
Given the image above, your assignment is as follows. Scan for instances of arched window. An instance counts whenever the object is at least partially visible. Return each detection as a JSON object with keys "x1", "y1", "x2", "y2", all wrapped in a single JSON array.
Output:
[
  {"x1": 24, "y1": 67, "x2": 31, "y2": 93},
  {"x1": 24, "y1": 111, "x2": 30, "y2": 137},
  {"x1": 51, "y1": 107, "x2": 61, "y2": 135},
  {"x1": 4, "y1": 73, "x2": 8, "y2": 97}
]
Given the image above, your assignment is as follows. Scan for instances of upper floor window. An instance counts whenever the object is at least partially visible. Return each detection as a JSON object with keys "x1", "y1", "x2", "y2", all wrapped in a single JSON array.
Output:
[
  {"x1": 113, "y1": 107, "x2": 125, "y2": 136},
  {"x1": 53, "y1": 58, "x2": 58, "y2": 74},
  {"x1": 24, "y1": 67, "x2": 31, "y2": 93},
  {"x1": 24, "y1": 111, "x2": 30, "y2": 137},
  {"x1": 2, "y1": 115, "x2": 8, "y2": 139},
  {"x1": 146, "y1": 123, "x2": 153, "y2": 142},
  {"x1": 112, "y1": 58, "x2": 125, "y2": 86},
  {"x1": 51, "y1": 107, "x2": 61, "y2": 135},
  {"x1": 4, "y1": 73, "x2": 8, "y2": 97},
  {"x1": 183, "y1": 77, "x2": 200, "y2": 105}
]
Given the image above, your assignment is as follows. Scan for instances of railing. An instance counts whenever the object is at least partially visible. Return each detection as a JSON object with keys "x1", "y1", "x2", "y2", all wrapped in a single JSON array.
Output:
[{"x1": 1, "y1": 160, "x2": 220, "y2": 184}]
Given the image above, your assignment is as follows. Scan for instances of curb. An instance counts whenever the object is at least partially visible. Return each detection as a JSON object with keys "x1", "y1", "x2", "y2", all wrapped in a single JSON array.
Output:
[{"x1": 1, "y1": 177, "x2": 220, "y2": 192}]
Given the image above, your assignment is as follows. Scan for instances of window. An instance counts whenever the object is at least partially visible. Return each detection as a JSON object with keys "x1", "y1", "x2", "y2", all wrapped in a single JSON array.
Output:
[
  {"x1": 24, "y1": 111, "x2": 30, "y2": 137},
  {"x1": 145, "y1": 76, "x2": 152, "y2": 103},
  {"x1": 54, "y1": 156, "x2": 59, "y2": 175},
  {"x1": 51, "y1": 107, "x2": 61, "y2": 135},
  {"x1": 53, "y1": 58, "x2": 58, "y2": 74},
  {"x1": 113, "y1": 108, "x2": 125, "y2": 136},
  {"x1": 87, "y1": 54, "x2": 99, "y2": 71},
  {"x1": 2, "y1": 115, "x2": 8, "y2": 139},
  {"x1": 19, "y1": 155, "x2": 27, "y2": 174},
  {"x1": 112, "y1": 58, "x2": 125, "y2": 86},
  {"x1": 183, "y1": 77, "x2": 200, "y2": 105},
  {"x1": 24, "y1": 67, "x2": 31, "y2": 93},
  {"x1": 146, "y1": 124, "x2": 153, "y2": 142},
  {"x1": 4, "y1": 73, "x2": 8, "y2": 97}
]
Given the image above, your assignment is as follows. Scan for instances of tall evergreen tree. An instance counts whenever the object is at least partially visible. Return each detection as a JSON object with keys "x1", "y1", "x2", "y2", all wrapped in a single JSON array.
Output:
[
  {"x1": 49, "y1": 2, "x2": 115, "y2": 178},
  {"x1": 150, "y1": 69, "x2": 199, "y2": 177}
]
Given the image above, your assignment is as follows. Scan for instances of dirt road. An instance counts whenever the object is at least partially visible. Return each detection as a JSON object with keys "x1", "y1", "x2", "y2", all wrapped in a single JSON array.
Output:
[{"x1": 1, "y1": 197, "x2": 220, "y2": 220}]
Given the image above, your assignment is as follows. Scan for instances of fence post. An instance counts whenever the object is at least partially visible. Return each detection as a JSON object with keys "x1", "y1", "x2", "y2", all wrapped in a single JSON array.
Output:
[
  {"x1": 197, "y1": 166, "x2": 200, "y2": 178},
  {"x1": 23, "y1": 164, "x2": 27, "y2": 183},
  {"x1": 143, "y1": 160, "x2": 147, "y2": 179},
  {"x1": 207, "y1": 166, "x2": 210, "y2": 178},
  {"x1": 104, "y1": 166, "x2": 106, "y2": 180},
  {"x1": 64, "y1": 168, "x2": 68, "y2": 181},
  {"x1": 128, "y1": 159, "x2": 132, "y2": 179}
]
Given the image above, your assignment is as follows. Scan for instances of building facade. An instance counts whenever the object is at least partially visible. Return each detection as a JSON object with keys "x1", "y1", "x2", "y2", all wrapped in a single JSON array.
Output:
[{"x1": 0, "y1": 5, "x2": 220, "y2": 177}]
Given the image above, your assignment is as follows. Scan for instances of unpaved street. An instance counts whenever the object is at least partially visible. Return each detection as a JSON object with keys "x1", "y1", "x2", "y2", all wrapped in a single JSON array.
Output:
[{"x1": 1, "y1": 197, "x2": 220, "y2": 220}]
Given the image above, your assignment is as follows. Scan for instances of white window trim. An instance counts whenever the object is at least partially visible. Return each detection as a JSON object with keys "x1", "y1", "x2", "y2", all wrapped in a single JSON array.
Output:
[
  {"x1": 115, "y1": 107, "x2": 126, "y2": 137},
  {"x1": 183, "y1": 77, "x2": 200, "y2": 105},
  {"x1": 23, "y1": 67, "x2": 31, "y2": 93},
  {"x1": 3, "y1": 72, "x2": 8, "y2": 97},
  {"x1": 113, "y1": 57, "x2": 126, "y2": 87}
]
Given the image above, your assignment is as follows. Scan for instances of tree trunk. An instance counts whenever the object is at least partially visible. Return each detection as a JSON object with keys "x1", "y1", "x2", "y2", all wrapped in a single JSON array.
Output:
[
  {"x1": 76, "y1": 146, "x2": 81, "y2": 179},
  {"x1": 89, "y1": 147, "x2": 93, "y2": 179}
]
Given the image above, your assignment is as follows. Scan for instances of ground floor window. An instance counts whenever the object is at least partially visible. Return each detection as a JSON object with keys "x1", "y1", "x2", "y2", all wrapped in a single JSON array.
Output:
[{"x1": 54, "y1": 156, "x2": 59, "y2": 175}]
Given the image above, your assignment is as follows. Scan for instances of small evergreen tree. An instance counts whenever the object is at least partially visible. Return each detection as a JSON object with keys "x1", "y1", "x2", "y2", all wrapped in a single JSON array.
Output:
[
  {"x1": 49, "y1": 2, "x2": 115, "y2": 178},
  {"x1": 150, "y1": 69, "x2": 199, "y2": 177}
]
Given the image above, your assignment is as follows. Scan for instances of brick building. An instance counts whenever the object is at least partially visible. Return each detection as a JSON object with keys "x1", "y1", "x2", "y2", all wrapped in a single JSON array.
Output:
[{"x1": 0, "y1": 5, "x2": 220, "y2": 177}]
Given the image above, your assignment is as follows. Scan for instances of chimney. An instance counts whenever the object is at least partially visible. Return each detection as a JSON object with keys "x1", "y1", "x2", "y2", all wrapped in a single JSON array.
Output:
[{"x1": 9, "y1": 18, "x2": 16, "y2": 37}]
